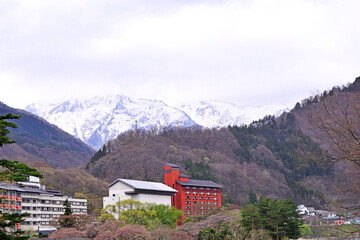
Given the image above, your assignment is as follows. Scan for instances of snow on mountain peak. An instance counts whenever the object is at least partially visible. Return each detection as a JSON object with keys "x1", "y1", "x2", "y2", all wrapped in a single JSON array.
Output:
[{"x1": 25, "y1": 96, "x2": 290, "y2": 150}]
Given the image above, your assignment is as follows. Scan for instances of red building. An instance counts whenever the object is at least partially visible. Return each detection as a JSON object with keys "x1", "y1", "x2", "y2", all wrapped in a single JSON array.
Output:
[{"x1": 164, "y1": 163, "x2": 222, "y2": 219}]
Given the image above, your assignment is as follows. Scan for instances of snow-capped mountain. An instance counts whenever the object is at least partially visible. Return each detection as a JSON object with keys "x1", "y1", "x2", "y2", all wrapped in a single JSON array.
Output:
[
  {"x1": 26, "y1": 95, "x2": 196, "y2": 150},
  {"x1": 179, "y1": 101, "x2": 289, "y2": 127},
  {"x1": 26, "y1": 95, "x2": 289, "y2": 150}
]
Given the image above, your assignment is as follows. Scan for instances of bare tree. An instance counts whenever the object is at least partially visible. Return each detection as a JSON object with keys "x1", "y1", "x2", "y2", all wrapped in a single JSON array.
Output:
[
  {"x1": 310, "y1": 92, "x2": 360, "y2": 166},
  {"x1": 307, "y1": 91, "x2": 360, "y2": 218}
]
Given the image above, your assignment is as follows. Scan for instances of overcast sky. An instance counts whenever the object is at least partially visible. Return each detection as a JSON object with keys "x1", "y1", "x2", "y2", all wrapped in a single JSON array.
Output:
[{"x1": 1, "y1": 0, "x2": 359, "y2": 109}]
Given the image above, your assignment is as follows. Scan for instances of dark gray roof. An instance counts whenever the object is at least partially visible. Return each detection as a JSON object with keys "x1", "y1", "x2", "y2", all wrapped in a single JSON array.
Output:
[
  {"x1": 179, "y1": 173, "x2": 190, "y2": 178},
  {"x1": 0, "y1": 182, "x2": 24, "y2": 191},
  {"x1": 21, "y1": 186, "x2": 64, "y2": 196},
  {"x1": 166, "y1": 163, "x2": 179, "y2": 169},
  {"x1": 176, "y1": 179, "x2": 223, "y2": 188},
  {"x1": 109, "y1": 178, "x2": 177, "y2": 193}
]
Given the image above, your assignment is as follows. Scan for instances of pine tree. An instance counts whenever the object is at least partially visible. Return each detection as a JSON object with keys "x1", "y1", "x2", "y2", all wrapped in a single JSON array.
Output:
[
  {"x1": 241, "y1": 198, "x2": 303, "y2": 240},
  {"x1": 63, "y1": 198, "x2": 72, "y2": 216},
  {"x1": 0, "y1": 113, "x2": 43, "y2": 239}
]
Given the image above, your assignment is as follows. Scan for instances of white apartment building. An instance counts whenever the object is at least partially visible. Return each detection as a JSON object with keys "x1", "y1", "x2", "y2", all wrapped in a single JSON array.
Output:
[{"x1": 1, "y1": 176, "x2": 87, "y2": 232}]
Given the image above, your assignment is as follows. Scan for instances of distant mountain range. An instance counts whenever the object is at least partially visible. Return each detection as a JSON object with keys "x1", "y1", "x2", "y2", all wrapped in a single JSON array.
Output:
[{"x1": 26, "y1": 96, "x2": 290, "y2": 149}]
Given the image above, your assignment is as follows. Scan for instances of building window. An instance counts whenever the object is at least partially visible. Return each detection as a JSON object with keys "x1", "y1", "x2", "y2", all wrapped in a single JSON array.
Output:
[
  {"x1": 186, "y1": 206, "x2": 191, "y2": 210},
  {"x1": 200, "y1": 197, "x2": 205, "y2": 200},
  {"x1": 206, "y1": 188, "x2": 211, "y2": 191},
  {"x1": 186, "y1": 211, "x2": 191, "y2": 215},
  {"x1": 192, "y1": 192, "x2": 197, "y2": 195},
  {"x1": 200, "y1": 192, "x2": 204, "y2": 195},
  {"x1": 185, "y1": 191, "x2": 191, "y2": 195},
  {"x1": 192, "y1": 187, "x2": 197, "y2": 190},
  {"x1": 213, "y1": 197, "x2": 218, "y2": 201},
  {"x1": 213, "y1": 193, "x2": 218, "y2": 196},
  {"x1": 185, "y1": 201, "x2": 191, "y2": 205},
  {"x1": 207, "y1": 197, "x2": 211, "y2": 200},
  {"x1": 214, "y1": 202, "x2": 218, "y2": 205},
  {"x1": 185, "y1": 186, "x2": 190, "y2": 189},
  {"x1": 206, "y1": 192, "x2": 211, "y2": 195},
  {"x1": 199, "y1": 187, "x2": 204, "y2": 190},
  {"x1": 193, "y1": 201, "x2": 197, "y2": 205},
  {"x1": 193, "y1": 196, "x2": 198, "y2": 200},
  {"x1": 185, "y1": 196, "x2": 190, "y2": 200}
]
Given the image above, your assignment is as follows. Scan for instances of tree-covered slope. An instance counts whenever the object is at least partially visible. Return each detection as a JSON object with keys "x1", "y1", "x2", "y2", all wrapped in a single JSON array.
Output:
[
  {"x1": 86, "y1": 123, "x2": 331, "y2": 207},
  {"x1": 0, "y1": 102, "x2": 95, "y2": 169}
]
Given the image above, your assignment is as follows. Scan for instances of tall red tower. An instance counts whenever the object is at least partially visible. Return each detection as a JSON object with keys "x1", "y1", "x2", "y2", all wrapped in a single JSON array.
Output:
[{"x1": 164, "y1": 163, "x2": 222, "y2": 219}]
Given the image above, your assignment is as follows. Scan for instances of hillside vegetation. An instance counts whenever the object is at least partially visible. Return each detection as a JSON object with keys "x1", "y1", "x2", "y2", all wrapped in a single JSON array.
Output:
[
  {"x1": 86, "y1": 119, "x2": 331, "y2": 207},
  {"x1": 0, "y1": 102, "x2": 95, "y2": 169}
]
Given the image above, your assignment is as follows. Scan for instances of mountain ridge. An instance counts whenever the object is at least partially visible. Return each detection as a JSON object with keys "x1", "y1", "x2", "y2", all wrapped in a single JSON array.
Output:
[{"x1": 26, "y1": 96, "x2": 290, "y2": 149}]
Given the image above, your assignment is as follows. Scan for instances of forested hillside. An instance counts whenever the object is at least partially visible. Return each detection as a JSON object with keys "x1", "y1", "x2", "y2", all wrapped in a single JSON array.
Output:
[
  {"x1": 86, "y1": 121, "x2": 332, "y2": 207},
  {"x1": 0, "y1": 102, "x2": 95, "y2": 169}
]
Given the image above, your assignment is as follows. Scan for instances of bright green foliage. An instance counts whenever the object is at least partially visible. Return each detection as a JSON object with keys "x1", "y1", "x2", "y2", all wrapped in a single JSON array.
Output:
[
  {"x1": 0, "y1": 114, "x2": 43, "y2": 239},
  {"x1": 300, "y1": 224, "x2": 314, "y2": 236},
  {"x1": 100, "y1": 199, "x2": 183, "y2": 229},
  {"x1": 98, "y1": 210, "x2": 115, "y2": 223},
  {"x1": 148, "y1": 204, "x2": 183, "y2": 228},
  {"x1": 241, "y1": 198, "x2": 303, "y2": 240},
  {"x1": 63, "y1": 199, "x2": 72, "y2": 216}
]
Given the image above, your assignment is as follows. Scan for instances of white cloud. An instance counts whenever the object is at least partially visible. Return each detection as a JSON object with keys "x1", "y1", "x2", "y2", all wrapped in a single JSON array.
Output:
[{"x1": 0, "y1": 0, "x2": 359, "y2": 109}]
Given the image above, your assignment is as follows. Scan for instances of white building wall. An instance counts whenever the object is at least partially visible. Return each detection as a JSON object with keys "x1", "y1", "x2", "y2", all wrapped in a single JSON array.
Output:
[
  {"x1": 21, "y1": 193, "x2": 87, "y2": 231},
  {"x1": 103, "y1": 182, "x2": 134, "y2": 208},
  {"x1": 133, "y1": 194, "x2": 171, "y2": 206}
]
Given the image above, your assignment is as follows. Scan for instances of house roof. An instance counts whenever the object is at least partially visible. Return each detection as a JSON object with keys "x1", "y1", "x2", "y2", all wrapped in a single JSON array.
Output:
[
  {"x1": 176, "y1": 179, "x2": 223, "y2": 188},
  {"x1": 0, "y1": 182, "x2": 24, "y2": 192},
  {"x1": 166, "y1": 163, "x2": 179, "y2": 169},
  {"x1": 109, "y1": 178, "x2": 178, "y2": 194},
  {"x1": 307, "y1": 207, "x2": 315, "y2": 212},
  {"x1": 179, "y1": 173, "x2": 190, "y2": 178}
]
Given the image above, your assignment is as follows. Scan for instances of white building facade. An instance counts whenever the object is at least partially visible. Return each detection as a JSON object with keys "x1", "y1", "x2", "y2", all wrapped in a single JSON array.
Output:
[
  {"x1": 1, "y1": 176, "x2": 87, "y2": 232},
  {"x1": 103, "y1": 178, "x2": 177, "y2": 209}
]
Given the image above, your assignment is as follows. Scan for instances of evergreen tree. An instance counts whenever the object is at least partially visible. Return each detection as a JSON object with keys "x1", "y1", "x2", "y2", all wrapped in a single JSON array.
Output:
[
  {"x1": 241, "y1": 198, "x2": 303, "y2": 240},
  {"x1": 0, "y1": 113, "x2": 43, "y2": 240},
  {"x1": 63, "y1": 198, "x2": 72, "y2": 216}
]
